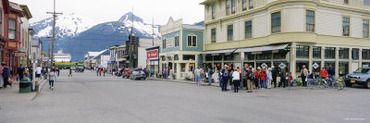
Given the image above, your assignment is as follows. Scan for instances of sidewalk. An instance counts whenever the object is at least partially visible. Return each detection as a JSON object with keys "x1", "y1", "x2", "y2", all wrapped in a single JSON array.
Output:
[
  {"x1": 0, "y1": 79, "x2": 47, "y2": 103},
  {"x1": 147, "y1": 77, "x2": 221, "y2": 87}
]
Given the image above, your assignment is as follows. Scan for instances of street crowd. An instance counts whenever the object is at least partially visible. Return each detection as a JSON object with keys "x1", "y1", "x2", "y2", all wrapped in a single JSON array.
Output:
[{"x1": 186, "y1": 64, "x2": 336, "y2": 93}]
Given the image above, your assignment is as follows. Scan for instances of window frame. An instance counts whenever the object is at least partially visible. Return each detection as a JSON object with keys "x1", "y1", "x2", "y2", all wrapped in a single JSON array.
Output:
[
  {"x1": 342, "y1": 17, "x2": 350, "y2": 36},
  {"x1": 8, "y1": 19, "x2": 16, "y2": 40},
  {"x1": 296, "y1": 45, "x2": 309, "y2": 59},
  {"x1": 227, "y1": 24, "x2": 233, "y2": 41},
  {"x1": 212, "y1": 4, "x2": 216, "y2": 19},
  {"x1": 162, "y1": 39, "x2": 166, "y2": 49},
  {"x1": 249, "y1": 0, "x2": 254, "y2": 9},
  {"x1": 306, "y1": 10, "x2": 315, "y2": 32},
  {"x1": 363, "y1": 19, "x2": 369, "y2": 38},
  {"x1": 187, "y1": 35, "x2": 197, "y2": 47},
  {"x1": 271, "y1": 12, "x2": 281, "y2": 33},
  {"x1": 226, "y1": 0, "x2": 230, "y2": 15},
  {"x1": 242, "y1": 0, "x2": 247, "y2": 11},
  {"x1": 231, "y1": 0, "x2": 236, "y2": 14},
  {"x1": 211, "y1": 28, "x2": 216, "y2": 43},
  {"x1": 245, "y1": 20, "x2": 252, "y2": 39},
  {"x1": 175, "y1": 36, "x2": 179, "y2": 47},
  {"x1": 325, "y1": 47, "x2": 336, "y2": 59}
]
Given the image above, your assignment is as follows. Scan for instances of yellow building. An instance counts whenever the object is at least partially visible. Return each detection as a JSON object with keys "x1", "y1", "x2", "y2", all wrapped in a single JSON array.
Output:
[{"x1": 201, "y1": 0, "x2": 370, "y2": 77}]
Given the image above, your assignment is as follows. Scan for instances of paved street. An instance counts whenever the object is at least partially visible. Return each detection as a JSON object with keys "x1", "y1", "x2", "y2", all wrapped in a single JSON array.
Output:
[{"x1": 0, "y1": 70, "x2": 369, "y2": 123}]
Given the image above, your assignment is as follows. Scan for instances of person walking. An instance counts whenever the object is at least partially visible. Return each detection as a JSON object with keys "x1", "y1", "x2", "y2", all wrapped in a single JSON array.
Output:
[
  {"x1": 0, "y1": 63, "x2": 4, "y2": 89},
  {"x1": 49, "y1": 69, "x2": 56, "y2": 90},
  {"x1": 207, "y1": 66, "x2": 213, "y2": 86},
  {"x1": 17, "y1": 64, "x2": 25, "y2": 82},
  {"x1": 300, "y1": 65, "x2": 308, "y2": 87},
  {"x1": 2, "y1": 63, "x2": 11, "y2": 88},
  {"x1": 232, "y1": 68, "x2": 240, "y2": 93},
  {"x1": 99, "y1": 68, "x2": 102, "y2": 76},
  {"x1": 271, "y1": 66, "x2": 278, "y2": 88},
  {"x1": 36, "y1": 66, "x2": 42, "y2": 79},
  {"x1": 245, "y1": 67, "x2": 254, "y2": 92},
  {"x1": 266, "y1": 68, "x2": 272, "y2": 89},
  {"x1": 96, "y1": 68, "x2": 99, "y2": 76},
  {"x1": 68, "y1": 68, "x2": 73, "y2": 77},
  {"x1": 57, "y1": 67, "x2": 60, "y2": 76},
  {"x1": 103, "y1": 68, "x2": 106, "y2": 76},
  {"x1": 221, "y1": 65, "x2": 230, "y2": 91}
]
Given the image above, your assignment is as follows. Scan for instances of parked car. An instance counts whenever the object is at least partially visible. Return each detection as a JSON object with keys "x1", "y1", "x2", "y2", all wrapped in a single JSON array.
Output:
[
  {"x1": 345, "y1": 67, "x2": 370, "y2": 88},
  {"x1": 130, "y1": 69, "x2": 146, "y2": 80},
  {"x1": 122, "y1": 68, "x2": 135, "y2": 78}
]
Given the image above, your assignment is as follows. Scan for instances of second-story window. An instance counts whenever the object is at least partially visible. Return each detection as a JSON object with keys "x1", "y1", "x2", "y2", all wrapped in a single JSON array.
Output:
[
  {"x1": 231, "y1": 0, "x2": 236, "y2": 14},
  {"x1": 226, "y1": 0, "x2": 230, "y2": 15},
  {"x1": 306, "y1": 10, "x2": 315, "y2": 32},
  {"x1": 0, "y1": 10, "x2": 2, "y2": 35},
  {"x1": 175, "y1": 36, "x2": 179, "y2": 47},
  {"x1": 344, "y1": 0, "x2": 349, "y2": 4},
  {"x1": 227, "y1": 24, "x2": 233, "y2": 41},
  {"x1": 343, "y1": 17, "x2": 350, "y2": 36},
  {"x1": 242, "y1": 0, "x2": 247, "y2": 11},
  {"x1": 271, "y1": 12, "x2": 281, "y2": 33},
  {"x1": 245, "y1": 21, "x2": 252, "y2": 39},
  {"x1": 363, "y1": 19, "x2": 369, "y2": 38},
  {"x1": 9, "y1": 19, "x2": 16, "y2": 40},
  {"x1": 249, "y1": 0, "x2": 254, "y2": 9},
  {"x1": 162, "y1": 39, "x2": 166, "y2": 49},
  {"x1": 212, "y1": 4, "x2": 216, "y2": 19},
  {"x1": 211, "y1": 28, "x2": 216, "y2": 43},
  {"x1": 187, "y1": 35, "x2": 197, "y2": 47}
]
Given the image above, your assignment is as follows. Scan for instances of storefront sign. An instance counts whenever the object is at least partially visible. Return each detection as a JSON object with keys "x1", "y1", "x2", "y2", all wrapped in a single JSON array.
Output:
[
  {"x1": 313, "y1": 62, "x2": 319, "y2": 69},
  {"x1": 261, "y1": 63, "x2": 268, "y2": 69},
  {"x1": 147, "y1": 50, "x2": 158, "y2": 60},
  {"x1": 15, "y1": 52, "x2": 26, "y2": 57},
  {"x1": 279, "y1": 63, "x2": 286, "y2": 69}
]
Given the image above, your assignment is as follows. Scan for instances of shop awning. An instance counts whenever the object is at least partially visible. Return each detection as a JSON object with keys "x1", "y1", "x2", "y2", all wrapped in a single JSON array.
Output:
[
  {"x1": 235, "y1": 44, "x2": 289, "y2": 53},
  {"x1": 202, "y1": 49, "x2": 237, "y2": 55}
]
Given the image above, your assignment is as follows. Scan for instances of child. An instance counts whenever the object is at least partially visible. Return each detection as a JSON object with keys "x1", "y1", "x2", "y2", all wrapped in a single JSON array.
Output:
[{"x1": 286, "y1": 72, "x2": 293, "y2": 86}]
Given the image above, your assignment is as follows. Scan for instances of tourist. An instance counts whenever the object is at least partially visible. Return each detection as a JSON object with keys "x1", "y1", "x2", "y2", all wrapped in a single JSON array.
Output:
[
  {"x1": 300, "y1": 65, "x2": 308, "y2": 87},
  {"x1": 271, "y1": 66, "x2": 278, "y2": 88},
  {"x1": 0, "y1": 63, "x2": 4, "y2": 89},
  {"x1": 194, "y1": 67, "x2": 201, "y2": 86},
  {"x1": 259, "y1": 68, "x2": 266, "y2": 89},
  {"x1": 49, "y1": 69, "x2": 56, "y2": 90},
  {"x1": 232, "y1": 68, "x2": 240, "y2": 93},
  {"x1": 207, "y1": 66, "x2": 213, "y2": 86},
  {"x1": 2, "y1": 63, "x2": 11, "y2": 88},
  {"x1": 17, "y1": 64, "x2": 25, "y2": 81},
  {"x1": 221, "y1": 65, "x2": 230, "y2": 91},
  {"x1": 266, "y1": 68, "x2": 272, "y2": 89}
]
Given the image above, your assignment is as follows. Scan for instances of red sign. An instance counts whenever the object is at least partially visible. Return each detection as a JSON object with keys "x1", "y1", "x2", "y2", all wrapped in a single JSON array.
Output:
[{"x1": 147, "y1": 50, "x2": 158, "y2": 59}]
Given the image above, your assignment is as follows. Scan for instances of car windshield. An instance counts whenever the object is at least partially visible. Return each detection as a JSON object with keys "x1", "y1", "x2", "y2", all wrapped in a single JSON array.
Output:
[{"x1": 354, "y1": 68, "x2": 370, "y2": 73}]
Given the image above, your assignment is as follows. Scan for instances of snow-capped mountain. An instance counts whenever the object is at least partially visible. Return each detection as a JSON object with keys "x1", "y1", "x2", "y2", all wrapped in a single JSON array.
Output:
[
  {"x1": 30, "y1": 13, "x2": 101, "y2": 38},
  {"x1": 30, "y1": 12, "x2": 162, "y2": 61}
]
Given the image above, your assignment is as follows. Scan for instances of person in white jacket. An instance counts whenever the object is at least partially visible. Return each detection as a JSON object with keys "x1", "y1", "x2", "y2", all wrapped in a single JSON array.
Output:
[
  {"x1": 232, "y1": 68, "x2": 240, "y2": 93},
  {"x1": 266, "y1": 68, "x2": 273, "y2": 89}
]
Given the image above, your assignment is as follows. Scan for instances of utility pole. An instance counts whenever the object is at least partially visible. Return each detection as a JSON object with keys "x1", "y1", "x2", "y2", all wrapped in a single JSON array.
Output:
[
  {"x1": 47, "y1": 0, "x2": 62, "y2": 79},
  {"x1": 152, "y1": 18, "x2": 154, "y2": 46}
]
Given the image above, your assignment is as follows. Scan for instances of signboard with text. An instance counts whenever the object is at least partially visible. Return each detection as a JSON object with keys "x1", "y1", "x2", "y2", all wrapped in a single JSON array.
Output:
[{"x1": 147, "y1": 50, "x2": 159, "y2": 60}]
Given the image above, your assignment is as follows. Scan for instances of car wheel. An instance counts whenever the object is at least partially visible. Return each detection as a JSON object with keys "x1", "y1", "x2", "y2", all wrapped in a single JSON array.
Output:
[{"x1": 367, "y1": 80, "x2": 370, "y2": 89}]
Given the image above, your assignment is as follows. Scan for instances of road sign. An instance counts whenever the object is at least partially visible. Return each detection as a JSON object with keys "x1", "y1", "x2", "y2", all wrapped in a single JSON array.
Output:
[
  {"x1": 279, "y1": 63, "x2": 286, "y2": 69},
  {"x1": 313, "y1": 62, "x2": 319, "y2": 69}
]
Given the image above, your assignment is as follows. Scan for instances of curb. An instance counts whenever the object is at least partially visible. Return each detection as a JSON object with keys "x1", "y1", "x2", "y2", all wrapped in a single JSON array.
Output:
[{"x1": 147, "y1": 77, "x2": 220, "y2": 87}]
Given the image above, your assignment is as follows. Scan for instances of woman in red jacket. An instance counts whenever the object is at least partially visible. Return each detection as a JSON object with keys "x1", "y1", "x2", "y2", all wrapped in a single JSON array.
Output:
[
  {"x1": 254, "y1": 67, "x2": 261, "y2": 89},
  {"x1": 259, "y1": 69, "x2": 266, "y2": 89}
]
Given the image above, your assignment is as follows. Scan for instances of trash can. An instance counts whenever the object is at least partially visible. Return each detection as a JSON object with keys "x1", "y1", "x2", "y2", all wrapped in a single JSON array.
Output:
[{"x1": 19, "y1": 77, "x2": 32, "y2": 93}]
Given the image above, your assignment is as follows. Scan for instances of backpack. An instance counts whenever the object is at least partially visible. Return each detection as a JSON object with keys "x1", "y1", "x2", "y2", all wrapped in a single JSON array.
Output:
[
  {"x1": 209, "y1": 69, "x2": 214, "y2": 75},
  {"x1": 223, "y1": 69, "x2": 229, "y2": 77}
]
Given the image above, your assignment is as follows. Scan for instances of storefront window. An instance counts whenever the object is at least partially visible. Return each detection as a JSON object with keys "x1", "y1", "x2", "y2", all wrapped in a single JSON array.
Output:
[
  {"x1": 313, "y1": 46, "x2": 321, "y2": 59},
  {"x1": 247, "y1": 54, "x2": 254, "y2": 60},
  {"x1": 183, "y1": 55, "x2": 195, "y2": 61},
  {"x1": 362, "y1": 49, "x2": 370, "y2": 60},
  {"x1": 206, "y1": 56, "x2": 212, "y2": 61},
  {"x1": 363, "y1": 62, "x2": 370, "y2": 67},
  {"x1": 214, "y1": 56, "x2": 222, "y2": 61},
  {"x1": 273, "y1": 62, "x2": 288, "y2": 73},
  {"x1": 339, "y1": 48, "x2": 349, "y2": 59},
  {"x1": 224, "y1": 55, "x2": 234, "y2": 61},
  {"x1": 296, "y1": 61, "x2": 309, "y2": 73},
  {"x1": 256, "y1": 54, "x2": 271, "y2": 60},
  {"x1": 352, "y1": 48, "x2": 359, "y2": 60},
  {"x1": 273, "y1": 53, "x2": 286, "y2": 59},
  {"x1": 174, "y1": 55, "x2": 179, "y2": 60},
  {"x1": 181, "y1": 63, "x2": 186, "y2": 72},
  {"x1": 325, "y1": 47, "x2": 336, "y2": 59},
  {"x1": 296, "y1": 45, "x2": 309, "y2": 58},
  {"x1": 324, "y1": 61, "x2": 335, "y2": 70},
  {"x1": 339, "y1": 62, "x2": 348, "y2": 76}
]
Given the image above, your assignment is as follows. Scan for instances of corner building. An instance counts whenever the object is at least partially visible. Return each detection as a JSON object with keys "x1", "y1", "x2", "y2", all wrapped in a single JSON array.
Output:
[{"x1": 201, "y1": 0, "x2": 370, "y2": 77}]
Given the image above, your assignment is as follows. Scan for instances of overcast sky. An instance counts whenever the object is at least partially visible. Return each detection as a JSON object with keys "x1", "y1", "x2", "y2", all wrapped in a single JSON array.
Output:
[{"x1": 10, "y1": 0, "x2": 205, "y2": 25}]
